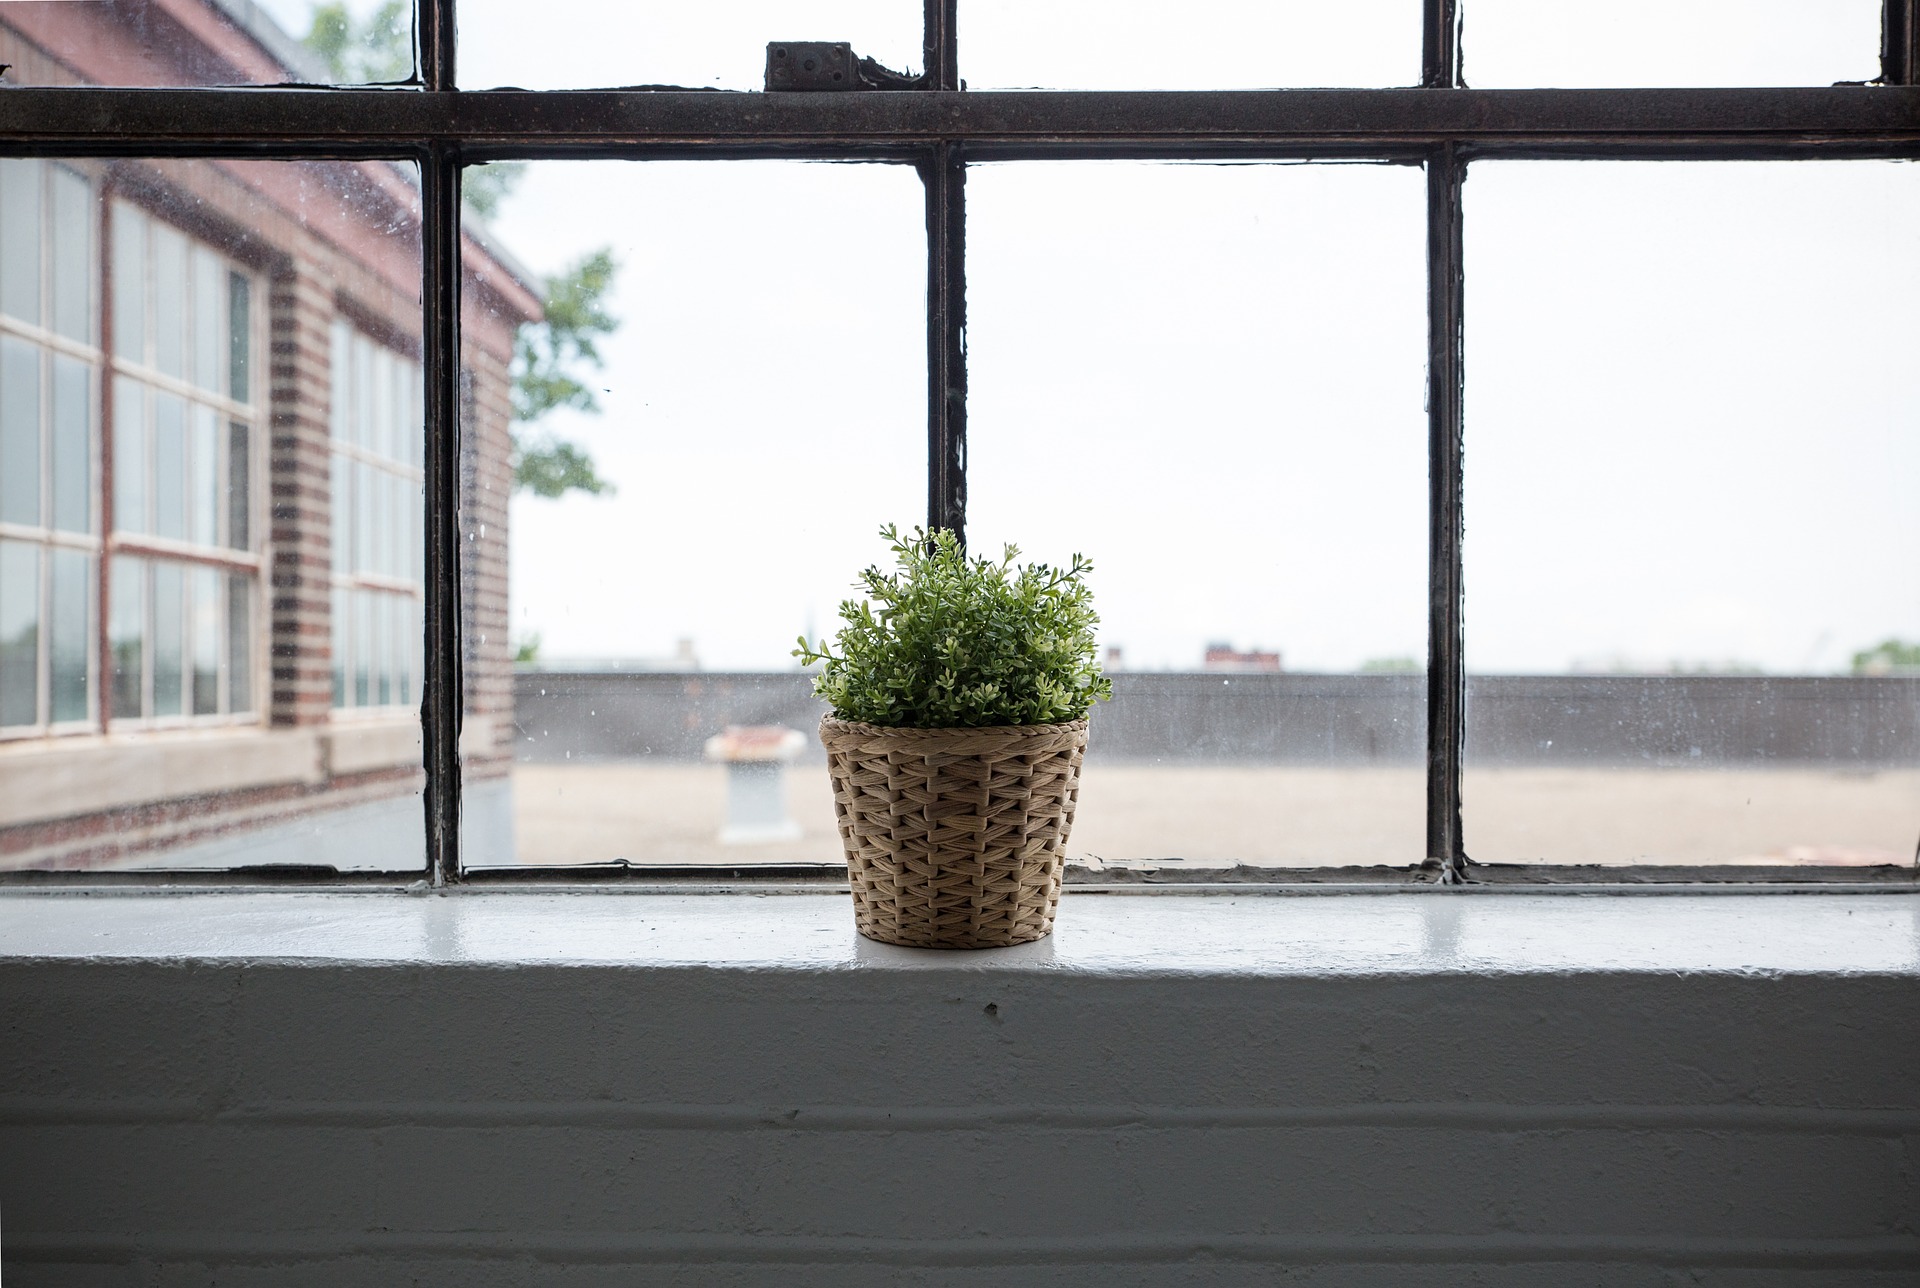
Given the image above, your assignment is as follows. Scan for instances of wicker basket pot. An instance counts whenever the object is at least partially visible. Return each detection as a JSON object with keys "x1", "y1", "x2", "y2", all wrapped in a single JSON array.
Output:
[{"x1": 819, "y1": 715, "x2": 1089, "y2": 949}]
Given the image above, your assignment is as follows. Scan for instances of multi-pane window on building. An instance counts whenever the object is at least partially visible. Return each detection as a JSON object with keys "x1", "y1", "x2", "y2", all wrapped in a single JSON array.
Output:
[
  {"x1": 106, "y1": 199, "x2": 260, "y2": 726},
  {"x1": 330, "y1": 319, "x2": 423, "y2": 712},
  {"x1": 0, "y1": 158, "x2": 99, "y2": 736}
]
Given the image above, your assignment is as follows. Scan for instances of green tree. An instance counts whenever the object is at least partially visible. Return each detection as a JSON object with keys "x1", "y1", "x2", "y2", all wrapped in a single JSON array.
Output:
[
  {"x1": 1851, "y1": 638, "x2": 1920, "y2": 675},
  {"x1": 301, "y1": 6, "x2": 621, "y2": 498},
  {"x1": 462, "y1": 162, "x2": 525, "y2": 220},
  {"x1": 511, "y1": 249, "x2": 619, "y2": 497},
  {"x1": 300, "y1": 0, "x2": 411, "y2": 83}
]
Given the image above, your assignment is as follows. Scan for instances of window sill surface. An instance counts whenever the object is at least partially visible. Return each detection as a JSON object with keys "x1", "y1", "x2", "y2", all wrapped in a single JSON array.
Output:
[{"x1": 1, "y1": 887, "x2": 1914, "y2": 976}]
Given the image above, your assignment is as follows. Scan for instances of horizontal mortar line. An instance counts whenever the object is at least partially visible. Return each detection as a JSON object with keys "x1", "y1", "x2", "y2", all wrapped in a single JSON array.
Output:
[
  {"x1": 9, "y1": 1231, "x2": 1920, "y2": 1270},
  {"x1": 5, "y1": 1098, "x2": 1918, "y2": 1134}
]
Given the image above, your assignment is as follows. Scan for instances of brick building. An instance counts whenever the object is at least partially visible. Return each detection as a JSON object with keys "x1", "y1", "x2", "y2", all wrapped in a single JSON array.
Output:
[{"x1": 0, "y1": 3, "x2": 537, "y2": 870}]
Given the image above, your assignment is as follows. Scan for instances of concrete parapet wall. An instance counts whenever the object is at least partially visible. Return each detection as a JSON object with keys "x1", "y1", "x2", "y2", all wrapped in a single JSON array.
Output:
[{"x1": 512, "y1": 671, "x2": 1920, "y2": 768}]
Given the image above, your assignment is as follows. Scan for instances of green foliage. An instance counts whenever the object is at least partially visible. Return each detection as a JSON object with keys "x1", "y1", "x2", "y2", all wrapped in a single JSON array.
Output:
[
  {"x1": 512, "y1": 249, "x2": 618, "y2": 423},
  {"x1": 1851, "y1": 638, "x2": 1920, "y2": 675},
  {"x1": 1359, "y1": 656, "x2": 1421, "y2": 673},
  {"x1": 301, "y1": 0, "x2": 411, "y2": 84},
  {"x1": 463, "y1": 162, "x2": 525, "y2": 221},
  {"x1": 301, "y1": 6, "x2": 618, "y2": 499},
  {"x1": 509, "y1": 249, "x2": 619, "y2": 497},
  {"x1": 513, "y1": 435, "x2": 611, "y2": 497},
  {"x1": 513, "y1": 632, "x2": 542, "y2": 665},
  {"x1": 794, "y1": 526, "x2": 1114, "y2": 729}
]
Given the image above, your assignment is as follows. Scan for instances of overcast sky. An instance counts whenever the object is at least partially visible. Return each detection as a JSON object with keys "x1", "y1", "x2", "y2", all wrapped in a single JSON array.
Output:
[{"x1": 250, "y1": 0, "x2": 1918, "y2": 674}]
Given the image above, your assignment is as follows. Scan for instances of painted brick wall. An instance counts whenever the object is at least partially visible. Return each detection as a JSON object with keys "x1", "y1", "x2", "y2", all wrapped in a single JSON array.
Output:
[{"x1": 1, "y1": 894, "x2": 1915, "y2": 1286}]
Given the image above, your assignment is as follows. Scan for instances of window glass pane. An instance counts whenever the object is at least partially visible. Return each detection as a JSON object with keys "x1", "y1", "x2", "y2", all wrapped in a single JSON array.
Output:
[
  {"x1": 331, "y1": 584, "x2": 348, "y2": 707},
  {"x1": 153, "y1": 393, "x2": 186, "y2": 540},
  {"x1": 354, "y1": 459, "x2": 373, "y2": 579},
  {"x1": 457, "y1": 0, "x2": 919, "y2": 90},
  {"x1": 189, "y1": 404, "x2": 218, "y2": 546},
  {"x1": 0, "y1": 158, "x2": 42, "y2": 327},
  {"x1": 1461, "y1": 0, "x2": 1881, "y2": 88},
  {"x1": 190, "y1": 565, "x2": 220, "y2": 715},
  {"x1": 0, "y1": 0, "x2": 416, "y2": 87},
  {"x1": 331, "y1": 452, "x2": 351, "y2": 573},
  {"x1": 112, "y1": 377, "x2": 147, "y2": 535},
  {"x1": 227, "y1": 422, "x2": 250, "y2": 550},
  {"x1": 49, "y1": 547, "x2": 91, "y2": 724},
  {"x1": 964, "y1": 0, "x2": 1421, "y2": 89},
  {"x1": 0, "y1": 541, "x2": 38, "y2": 728},
  {"x1": 462, "y1": 159, "x2": 924, "y2": 870},
  {"x1": 49, "y1": 166, "x2": 93, "y2": 345},
  {"x1": 228, "y1": 573, "x2": 252, "y2": 714},
  {"x1": 110, "y1": 556, "x2": 146, "y2": 721},
  {"x1": 190, "y1": 246, "x2": 224, "y2": 394},
  {"x1": 112, "y1": 204, "x2": 148, "y2": 365},
  {"x1": 2, "y1": 156, "x2": 423, "y2": 874},
  {"x1": 0, "y1": 337, "x2": 39, "y2": 527},
  {"x1": 50, "y1": 354, "x2": 91, "y2": 534},
  {"x1": 968, "y1": 161, "x2": 1429, "y2": 869},
  {"x1": 151, "y1": 223, "x2": 187, "y2": 380},
  {"x1": 1464, "y1": 160, "x2": 1920, "y2": 867},
  {"x1": 151, "y1": 560, "x2": 183, "y2": 717},
  {"x1": 354, "y1": 588, "x2": 372, "y2": 706},
  {"x1": 375, "y1": 590, "x2": 393, "y2": 707},
  {"x1": 228, "y1": 273, "x2": 250, "y2": 404}
]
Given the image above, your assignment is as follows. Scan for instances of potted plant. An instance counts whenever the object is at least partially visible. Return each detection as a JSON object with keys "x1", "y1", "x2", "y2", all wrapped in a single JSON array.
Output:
[{"x1": 795, "y1": 526, "x2": 1113, "y2": 949}]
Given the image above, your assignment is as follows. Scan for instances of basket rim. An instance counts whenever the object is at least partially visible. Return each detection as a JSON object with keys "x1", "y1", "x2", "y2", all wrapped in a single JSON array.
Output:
[{"x1": 819, "y1": 714, "x2": 1089, "y2": 738}]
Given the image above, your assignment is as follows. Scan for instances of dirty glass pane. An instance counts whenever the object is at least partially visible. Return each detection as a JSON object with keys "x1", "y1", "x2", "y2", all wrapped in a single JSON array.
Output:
[
  {"x1": 153, "y1": 394, "x2": 186, "y2": 541},
  {"x1": 1464, "y1": 160, "x2": 1920, "y2": 867},
  {"x1": 49, "y1": 547, "x2": 90, "y2": 724},
  {"x1": 112, "y1": 206, "x2": 146, "y2": 364},
  {"x1": 227, "y1": 422, "x2": 250, "y2": 551},
  {"x1": 0, "y1": 541, "x2": 38, "y2": 729},
  {"x1": 0, "y1": 338, "x2": 38, "y2": 528},
  {"x1": 50, "y1": 355, "x2": 90, "y2": 535},
  {"x1": 459, "y1": 160, "x2": 924, "y2": 869},
  {"x1": 969, "y1": 161, "x2": 1430, "y2": 870},
  {"x1": 457, "y1": 0, "x2": 920, "y2": 90},
  {"x1": 110, "y1": 556, "x2": 144, "y2": 721},
  {"x1": 112, "y1": 377, "x2": 146, "y2": 536},
  {"x1": 1462, "y1": 0, "x2": 1880, "y2": 88},
  {"x1": 151, "y1": 560, "x2": 183, "y2": 718},
  {"x1": 152, "y1": 224, "x2": 186, "y2": 380},
  {"x1": 227, "y1": 573, "x2": 253, "y2": 714},
  {"x1": 964, "y1": 0, "x2": 1421, "y2": 90},
  {"x1": 190, "y1": 565, "x2": 220, "y2": 716},
  {"x1": 0, "y1": 159, "x2": 42, "y2": 327},
  {"x1": 0, "y1": 158, "x2": 424, "y2": 874},
  {"x1": 49, "y1": 166, "x2": 92, "y2": 345},
  {"x1": 0, "y1": 0, "x2": 415, "y2": 87},
  {"x1": 189, "y1": 405, "x2": 218, "y2": 546}
]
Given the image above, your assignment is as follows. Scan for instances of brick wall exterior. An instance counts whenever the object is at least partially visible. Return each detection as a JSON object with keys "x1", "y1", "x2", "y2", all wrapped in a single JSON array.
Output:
[{"x1": 0, "y1": 12, "x2": 541, "y2": 870}]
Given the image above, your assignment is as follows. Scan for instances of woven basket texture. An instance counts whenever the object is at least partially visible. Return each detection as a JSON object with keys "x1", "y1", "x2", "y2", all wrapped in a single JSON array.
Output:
[{"x1": 819, "y1": 715, "x2": 1089, "y2": 949}]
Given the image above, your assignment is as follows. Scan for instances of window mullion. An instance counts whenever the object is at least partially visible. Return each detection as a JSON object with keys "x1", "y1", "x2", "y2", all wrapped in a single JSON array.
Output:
[
  {"x1": 1423, "y1": 0, "x2": 1461, "y2": 89},
  {"x1": 421, "y1": 0, "x2": 456, "y2": 91},
  {"x1": 1426, "y1": 141, "x2": 1467, "y2": 882},
  {"x1": 923, "y1": 143, "x2": 966, "y2": 545},
  {"x1": 925, "y1": 0, "x2": 957, "y2": 92},
  {"x1": 1884, "y1": 0, "x2": 1918, "y2": 84},
  {"x1": 422, "y1": 144, "x2": 461, "y2": 886}
]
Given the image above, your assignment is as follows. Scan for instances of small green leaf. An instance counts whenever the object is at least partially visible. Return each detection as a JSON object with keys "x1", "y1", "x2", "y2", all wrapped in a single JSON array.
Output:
[{"x1": 794, "y1": 525, "x2": 1114, "y2": 728}]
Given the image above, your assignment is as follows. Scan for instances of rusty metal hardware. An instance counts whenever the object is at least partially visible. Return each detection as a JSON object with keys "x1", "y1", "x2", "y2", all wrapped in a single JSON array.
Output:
[
  {"x1": 766, "y1": 42, "x2": 923, "y2": 92},
  {"x1": 766, "y1": 42, "x2": 859, "y2": 91}
]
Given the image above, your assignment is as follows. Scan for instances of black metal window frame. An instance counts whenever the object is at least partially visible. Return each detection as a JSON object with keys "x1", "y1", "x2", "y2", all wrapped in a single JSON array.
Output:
[{"x1": 3, "y1": 0, "x2": 1919, "y2": 890}]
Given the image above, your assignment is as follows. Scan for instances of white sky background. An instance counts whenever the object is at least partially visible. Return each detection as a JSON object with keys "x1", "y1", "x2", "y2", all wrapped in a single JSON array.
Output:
[{"x1": 251, "y1": 0, "x2": 1918, "y2": 673}]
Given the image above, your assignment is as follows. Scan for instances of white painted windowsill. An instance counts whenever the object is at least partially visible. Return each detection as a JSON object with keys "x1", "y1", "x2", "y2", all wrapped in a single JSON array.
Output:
[{"x1": 2, "y1": 887, "x2": 1916, "y2": 976}]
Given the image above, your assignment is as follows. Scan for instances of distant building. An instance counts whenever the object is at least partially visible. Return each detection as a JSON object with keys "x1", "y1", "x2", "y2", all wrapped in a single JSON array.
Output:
[
  {"x1": 1202, "y1": 642, "x2": 1282, "y2": 673},
  {"x1": 0, "y1": 3, "x2": 540, "y2": 869}
]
